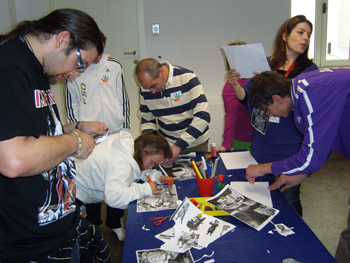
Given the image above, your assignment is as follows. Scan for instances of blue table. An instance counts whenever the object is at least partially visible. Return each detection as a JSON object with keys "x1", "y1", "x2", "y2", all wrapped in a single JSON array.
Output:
[{"x1": 122, "y1": 154, "x2": 335, "y2": 262}]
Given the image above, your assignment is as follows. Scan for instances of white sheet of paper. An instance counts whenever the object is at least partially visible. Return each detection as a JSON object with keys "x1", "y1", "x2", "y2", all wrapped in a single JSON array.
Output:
[
  {"x1": 222, "y1": 43, "x2": 271, "y2": 78},
  {"x1": 219, "y1": 151, "x2": 258, "y2": 170},
  {"x1": 230, "y1": 181, "x2": 272, "y2": 207}
]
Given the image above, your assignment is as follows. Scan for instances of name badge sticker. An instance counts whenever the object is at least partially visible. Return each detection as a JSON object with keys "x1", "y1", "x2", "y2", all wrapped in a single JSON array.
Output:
[
  {"x1": 269, "y1": 116, "x2": 280, "y2": 123},
  {"x1": 170, "y1": 91, "x2": 183, "y2": 105}
]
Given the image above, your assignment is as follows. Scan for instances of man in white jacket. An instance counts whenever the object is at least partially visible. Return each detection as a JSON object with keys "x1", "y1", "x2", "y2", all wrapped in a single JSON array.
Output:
[
  {"x1": 65, "y1": 33, "x2": 131, "y2": 241},
  {"x1": 65, "y1": 54, "x2": 130, "y2": 133}
]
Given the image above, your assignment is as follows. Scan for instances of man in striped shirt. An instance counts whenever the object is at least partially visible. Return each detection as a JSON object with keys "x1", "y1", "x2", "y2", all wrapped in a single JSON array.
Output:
[{"x1": 136, "y1": 58, "x2": 210, "y2": 160}]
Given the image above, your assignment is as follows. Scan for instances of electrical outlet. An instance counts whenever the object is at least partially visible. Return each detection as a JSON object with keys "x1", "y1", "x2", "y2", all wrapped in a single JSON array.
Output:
[{"x1": 152, "y1": 23, "x2": 160, "y2": 35}]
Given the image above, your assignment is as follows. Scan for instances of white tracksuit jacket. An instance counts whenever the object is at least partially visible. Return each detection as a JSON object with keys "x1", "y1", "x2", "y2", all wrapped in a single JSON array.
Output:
[
  {"x1": 65, "y1": 54, "x2": 130, "y2": 133},
  {"x1": 75, "y1": 131, "x2": 162, "y2": 209}
]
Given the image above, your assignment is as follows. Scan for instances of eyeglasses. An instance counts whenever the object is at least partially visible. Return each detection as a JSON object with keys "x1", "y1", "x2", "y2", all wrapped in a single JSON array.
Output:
[
  {"x1": 262, "y1": 105, "x2": 269, "y2": 121},
  {"x1": 76, "y1": 47, "x2": 85, "y2": 73},
  {"x1": 147, "y1": 155, "x2": 160, "y2": 169}
]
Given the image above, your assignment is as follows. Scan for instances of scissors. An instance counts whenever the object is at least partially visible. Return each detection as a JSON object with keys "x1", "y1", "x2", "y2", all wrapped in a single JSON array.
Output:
[{"x1": 149, "y1": 215, "x2": 171, "y2": 225}]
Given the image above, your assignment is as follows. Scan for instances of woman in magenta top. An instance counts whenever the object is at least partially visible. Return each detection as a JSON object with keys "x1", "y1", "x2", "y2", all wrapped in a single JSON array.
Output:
[
  {"x1": 217, "y1": 40, "x2": 254, "y2": 152},
  {"x1": 217, "y1": 78, "x2": 253, "y2": 152}
]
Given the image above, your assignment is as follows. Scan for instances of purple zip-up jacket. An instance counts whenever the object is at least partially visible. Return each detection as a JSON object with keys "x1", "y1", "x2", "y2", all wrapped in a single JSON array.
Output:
[{"x1": 271, "y1": 68, "x2": 350, "y2": 175}]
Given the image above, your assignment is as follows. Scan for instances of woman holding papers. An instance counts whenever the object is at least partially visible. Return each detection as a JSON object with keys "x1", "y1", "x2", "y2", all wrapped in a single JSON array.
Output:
[
  {"x1": 226, "y1": 15, "x2": 318, "y2": 216},
  {"x1": 217, "y1": 40, "x2": 254, "y2": 153},
  {"x1": 74, "y1": 131, "x2": 173, "y2": 241}
]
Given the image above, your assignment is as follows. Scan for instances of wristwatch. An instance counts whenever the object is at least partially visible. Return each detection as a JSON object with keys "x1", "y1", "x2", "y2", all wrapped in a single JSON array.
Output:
[{"x1": 75, "y1": 121, "x2": 81, "y2": 129}]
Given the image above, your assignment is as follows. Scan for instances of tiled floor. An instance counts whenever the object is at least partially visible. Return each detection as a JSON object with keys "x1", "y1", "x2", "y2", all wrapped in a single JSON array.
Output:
[
  {"x1": 301, "y1": 151, "x2": 350, "y2": 257},
  {"x1": 100, "y1": 151, "x2": 350, "y2": 262}
]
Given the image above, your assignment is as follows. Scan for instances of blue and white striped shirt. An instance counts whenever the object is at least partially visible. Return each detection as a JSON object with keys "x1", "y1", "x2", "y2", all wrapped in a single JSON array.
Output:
[{"x1": 140, "y1": 62, "x2": 210, "y2": 150}]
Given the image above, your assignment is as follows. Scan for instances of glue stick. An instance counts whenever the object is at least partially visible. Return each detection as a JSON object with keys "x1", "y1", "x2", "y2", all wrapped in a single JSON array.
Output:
[{"x1": 211, "y1": 142, "x2": 216, "y2": 158}]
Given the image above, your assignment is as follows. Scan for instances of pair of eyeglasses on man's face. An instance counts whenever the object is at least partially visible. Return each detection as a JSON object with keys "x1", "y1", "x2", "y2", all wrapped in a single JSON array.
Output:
[
  {"x1": 76, "y1": 47, "x2": 85, "y2": 73},
  {"x1": 262, "y1": 104, "x2": 269, "y2": 121}
]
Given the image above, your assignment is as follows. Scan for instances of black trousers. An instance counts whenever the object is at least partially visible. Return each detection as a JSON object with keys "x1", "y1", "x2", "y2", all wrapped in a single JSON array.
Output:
[{"x1": 78, "y1": 200, "x2": 124, "y2": 229}]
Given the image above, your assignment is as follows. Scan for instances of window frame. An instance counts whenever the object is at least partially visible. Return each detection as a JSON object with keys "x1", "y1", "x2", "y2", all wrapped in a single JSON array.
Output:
[{"x1": 292, "y1": 0, "x2": 350, "y2": 67}]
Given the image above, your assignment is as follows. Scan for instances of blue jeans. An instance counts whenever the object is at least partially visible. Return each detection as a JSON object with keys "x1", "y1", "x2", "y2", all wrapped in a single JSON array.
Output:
[{"x1": 269, "y1": 174, "x2": 302, "y2": 217}]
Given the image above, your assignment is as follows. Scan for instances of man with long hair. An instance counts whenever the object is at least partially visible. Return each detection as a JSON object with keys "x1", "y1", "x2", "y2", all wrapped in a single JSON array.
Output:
[{"x1": 0, "y1": 9, "x2": 110, "y2": 262}]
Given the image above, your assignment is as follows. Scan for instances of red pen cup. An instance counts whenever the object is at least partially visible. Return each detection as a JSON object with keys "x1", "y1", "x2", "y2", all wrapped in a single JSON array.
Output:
[{"x1": 196, "y1": 175, "x2": 215, "y2": 197}]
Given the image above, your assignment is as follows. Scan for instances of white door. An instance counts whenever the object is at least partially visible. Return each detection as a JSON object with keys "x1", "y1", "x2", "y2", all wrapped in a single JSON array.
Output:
[{"x1": 51, "y1": 0, "x2": 142, "y2": 138}]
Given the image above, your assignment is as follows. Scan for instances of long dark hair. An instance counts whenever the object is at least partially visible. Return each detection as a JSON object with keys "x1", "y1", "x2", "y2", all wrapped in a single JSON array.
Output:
[
  {"x1": 0, "y1": 9, "x2": 103, "y2": 55},
  {"x1": 269, "y1": 15, "x2": 314, "y2": 73},
  {"x1": 133, "y1": 131, "x2": 172, "y2": 170}
]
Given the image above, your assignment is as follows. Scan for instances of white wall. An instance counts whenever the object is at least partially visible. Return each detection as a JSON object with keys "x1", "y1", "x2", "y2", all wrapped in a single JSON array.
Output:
[
  {"x1": 0, "y1": 1, "x2": 14, "y2": 33},
  {"x1": 1, "y1": 0, "x2": 290, "y2": 147},
  {"x1": 142, "y1": 0, "x2": 290, "y2": 146}
]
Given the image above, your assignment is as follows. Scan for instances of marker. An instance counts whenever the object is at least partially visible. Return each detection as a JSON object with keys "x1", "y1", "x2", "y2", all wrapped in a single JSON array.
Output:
[
  {"x1": 164, "y1": 177, "x2": 174, "y2": 184},
  {"x1": 146, "y1": 174, "x2": 152, "y2": 182}
]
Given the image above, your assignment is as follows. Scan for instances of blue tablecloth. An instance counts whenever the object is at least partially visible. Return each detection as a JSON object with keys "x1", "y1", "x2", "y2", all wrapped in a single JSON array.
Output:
[{"x1": 122, "y1": 154, "x2": 335, "y2": 262}]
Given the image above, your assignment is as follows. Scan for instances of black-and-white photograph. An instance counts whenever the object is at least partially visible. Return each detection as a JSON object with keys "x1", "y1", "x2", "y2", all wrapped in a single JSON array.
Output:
[
  {"x1": 273, "y1": 223, "x2": 295, "y2": 237},
  {"x1": 250, "y1": 107, "x2": 269, "y2": 135},
  {"x1": 206, "y1": 185, "x2": 279, "y2": 231},
  {"x1": 136, "y1": 248, "x2": 194, "y2": 263},
  {"x1": 159, "y1": 198, "x2": 235, "y2": 252},
  {"x1": 160, "y1": 159, "x2": 196, "y2": 181},
  {"x1": 137, "y1": 184, "x2": 178, "y2": 212}
]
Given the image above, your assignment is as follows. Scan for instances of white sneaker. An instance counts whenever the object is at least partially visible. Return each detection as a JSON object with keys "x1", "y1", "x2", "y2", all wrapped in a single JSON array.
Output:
[{"x1": 112, "y1": 227, "x2": 125, "y2": 241}]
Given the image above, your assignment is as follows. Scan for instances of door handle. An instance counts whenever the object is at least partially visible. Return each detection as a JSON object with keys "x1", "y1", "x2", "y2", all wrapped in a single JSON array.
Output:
[{"x1": 123, "y1": 51, "x2": 138, "y2": 56}]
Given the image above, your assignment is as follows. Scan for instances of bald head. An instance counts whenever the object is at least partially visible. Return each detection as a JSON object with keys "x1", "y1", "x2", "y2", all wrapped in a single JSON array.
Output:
[
  {"x1": 135, "y1": 58, "x2": 162, "y2": 79},
  {"x1": 136, "y1": 58, "x2": 169, "y2": 94}
]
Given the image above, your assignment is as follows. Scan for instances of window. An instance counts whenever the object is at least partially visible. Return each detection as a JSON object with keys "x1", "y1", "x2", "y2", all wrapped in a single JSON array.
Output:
[{"x1": 292, "y1": 0, "x2": 350, "y2": 67}]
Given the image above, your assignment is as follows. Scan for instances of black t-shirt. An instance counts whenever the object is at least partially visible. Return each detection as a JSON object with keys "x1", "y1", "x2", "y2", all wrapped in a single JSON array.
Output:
[{"x1": 0, "y1": 37, "x2": 79, "y2": 261}]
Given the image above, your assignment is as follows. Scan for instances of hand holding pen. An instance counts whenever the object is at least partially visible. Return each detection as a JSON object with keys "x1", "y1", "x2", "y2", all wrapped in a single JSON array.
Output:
[
  {"x1": 159, "y1": 176, "x2": 174, "y2": 188},
  {"x1": 146, "y1": 174, "x2": 161, "y2": 194},
  {"x1": 158, "y1": 164, "x2": 174, "y2": 188}
]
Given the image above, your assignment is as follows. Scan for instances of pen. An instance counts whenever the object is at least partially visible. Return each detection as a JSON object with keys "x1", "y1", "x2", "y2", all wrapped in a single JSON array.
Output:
[
  {"x1": 211, "y1": 156, "x2": 220, "y2": 178},
  {"x1": 146, "y1": 174, "x2": 152, "y2": 182},
  {"x1": 158, "y1": 165, "x2": 173, "y2": 184},
  {"x1": 201, "y1": 156, "x2": 207, "y2": 171},
  {"x1": 158, "y1": 164, "x2": 168, "y2": 176},
  {"x1": 200, "y1": 165, "x2": 206, "y2": 179}
]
